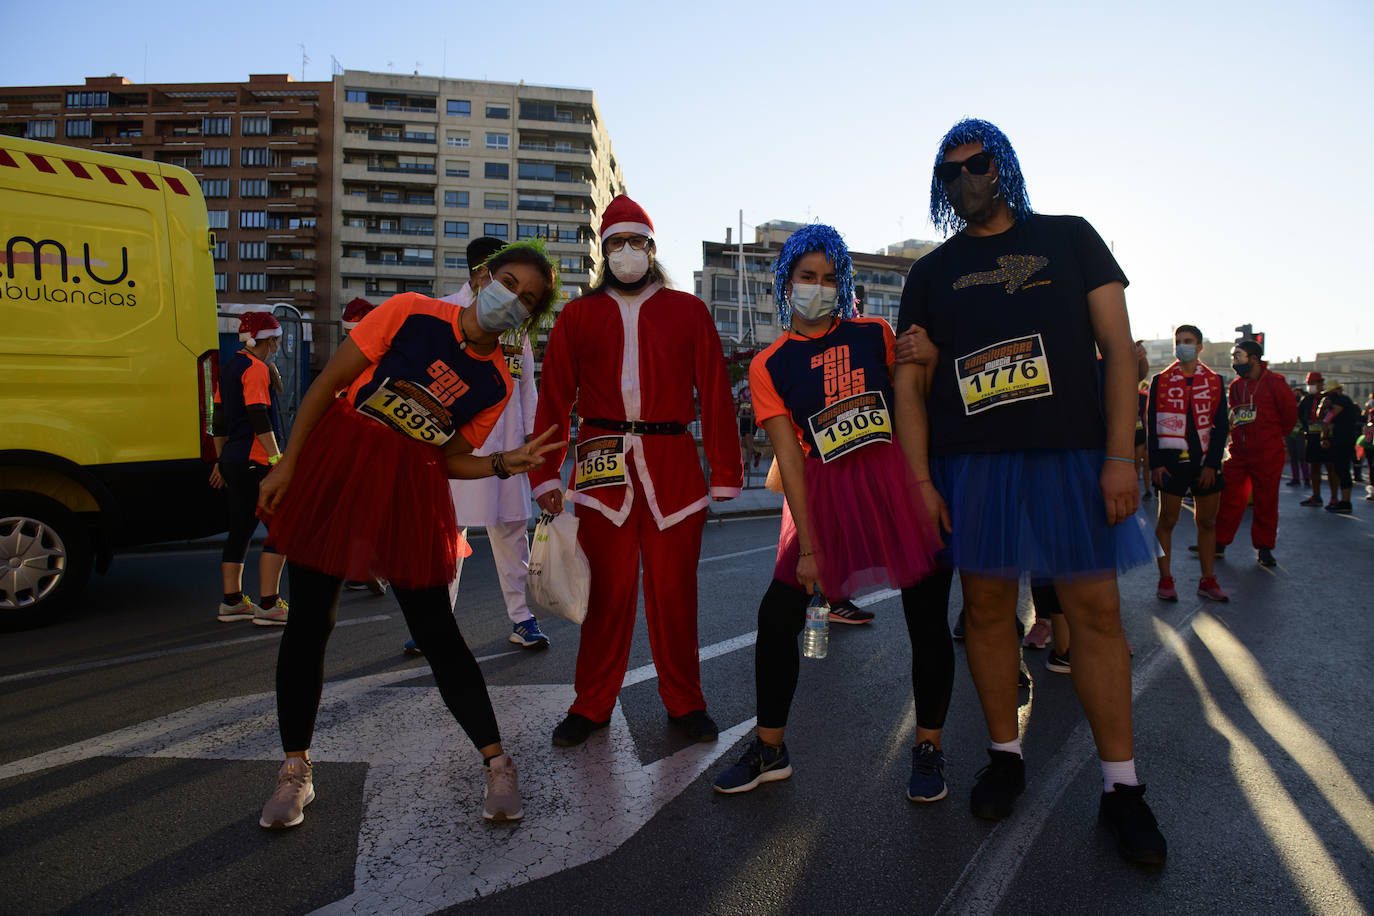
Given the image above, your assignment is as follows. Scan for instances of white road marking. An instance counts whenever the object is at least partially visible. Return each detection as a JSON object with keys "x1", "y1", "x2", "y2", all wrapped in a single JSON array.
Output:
[
  {"x1": 698, "y1": 543, "x2": 777, "y2": 564},
  {"x1": 0, "y1": 614, "x2": 394, "y2": 686},
  {"x1": 935, "y1": 602, "x2": 1207, "y2": 915},
  {"x1": 622, "y1": 631, "x2": 758, "y2": 688}
]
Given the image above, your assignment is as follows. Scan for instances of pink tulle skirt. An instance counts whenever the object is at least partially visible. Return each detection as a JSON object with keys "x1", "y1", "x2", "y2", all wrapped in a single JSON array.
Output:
[
  {"x1": 265, "y1": 399, "x2": 468, "y2": 589},
  {"x1": 773, "y1": 440, "x2": 943, "y2": 598}
]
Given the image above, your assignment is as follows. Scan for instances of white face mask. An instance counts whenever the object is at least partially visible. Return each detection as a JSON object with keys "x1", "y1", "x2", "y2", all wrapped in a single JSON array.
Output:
[
  {"x1": 790, "y1": 282, "x2": 838, "y2": 322},
  {"x1": 1307, "y1": 384, "x2": 1319, "y2": 394},
  {"x1": 475, "y1": 277, "x2": 528, "y2": 333},
  {"x1": 608, "y1": 246, "x2": 650, "y2": 283}
]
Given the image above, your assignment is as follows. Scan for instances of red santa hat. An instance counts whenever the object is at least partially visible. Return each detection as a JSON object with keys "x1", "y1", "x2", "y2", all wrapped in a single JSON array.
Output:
[
  {"x1": 341, "y1": 297, "x2": 375, "y2": 332},
  {"x1": 599, "y1": 194, "x2": 654, "y2": 242},
  {"x1": 238, "y1": 311, "x2": 282, "y2": 347}
]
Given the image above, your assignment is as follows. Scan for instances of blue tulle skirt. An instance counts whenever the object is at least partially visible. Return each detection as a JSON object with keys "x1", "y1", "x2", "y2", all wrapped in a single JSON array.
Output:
[{"x1": 931, "y1": 448, "x2": 1159, "y2": 581}]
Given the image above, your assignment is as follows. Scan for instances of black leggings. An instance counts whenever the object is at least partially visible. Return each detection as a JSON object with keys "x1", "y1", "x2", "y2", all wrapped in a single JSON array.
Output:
[
  {"x1": 220, "y1": 462, "x2": 277, "y2": 564},
  {"x1": 755, "y1": 569, "x2": 956, "y2": 731},
  {"x1": 1330, "y1": 437, "x2": 1356, "y2": 490},
  {"x1": 276, "y1": 563, "x2": 501, "y2": 752}
]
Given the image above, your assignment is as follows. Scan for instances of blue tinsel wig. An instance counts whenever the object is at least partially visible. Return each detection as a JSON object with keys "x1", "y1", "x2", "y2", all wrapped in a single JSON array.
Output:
[
  {"x1": 929, "y1": 118, "x2": 1033, "y2": 236},
  {"x1": 773, "y1": 223, "x2": 855, "y2": 330}
]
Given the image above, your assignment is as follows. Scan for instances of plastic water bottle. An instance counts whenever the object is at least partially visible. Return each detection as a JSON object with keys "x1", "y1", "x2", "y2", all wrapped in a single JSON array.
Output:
[{"x1": 803, "y1": 594, "x2": 830, "y2": 659}]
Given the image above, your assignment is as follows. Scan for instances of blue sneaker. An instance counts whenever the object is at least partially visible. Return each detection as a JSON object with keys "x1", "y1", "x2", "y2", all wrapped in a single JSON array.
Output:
[
  {"x1": 402, "y1": 639, "x2": 423, "y2": 657},
  {"x1": 713, "y1": 737, "x2": 792, "y2": 794},
  {"x1": 510, "y1": 617, "x2": 550, "y2": 650},
  {"x1": 908, "y1": 741, "x2": 948, "y2": 802}
]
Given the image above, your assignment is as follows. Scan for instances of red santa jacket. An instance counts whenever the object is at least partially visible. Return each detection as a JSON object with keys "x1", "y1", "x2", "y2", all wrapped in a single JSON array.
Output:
[
  {"x1": 1226, "y1": 364, "x2": 1298, "y2": 457},
  {"x1": 531, "y1": 283, "x2": 743, "y2": 528}
]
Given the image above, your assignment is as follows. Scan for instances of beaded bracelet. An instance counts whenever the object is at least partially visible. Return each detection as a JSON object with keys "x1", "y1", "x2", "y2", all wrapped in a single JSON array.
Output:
[{"x1": 1104, "y1": 456, "x2": 1135, "y2": 464}]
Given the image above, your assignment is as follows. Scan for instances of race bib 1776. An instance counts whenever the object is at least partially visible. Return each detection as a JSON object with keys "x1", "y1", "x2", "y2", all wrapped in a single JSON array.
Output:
[
  {"x1": 575, "y1": 435, "x2": 627, "y2": 490},
  {"x1": 806, "y1": 391, "x2": 893, "y2": 463},
  {"x1": 955, "y1": 333, "x2": 1053, "y2": 416}
]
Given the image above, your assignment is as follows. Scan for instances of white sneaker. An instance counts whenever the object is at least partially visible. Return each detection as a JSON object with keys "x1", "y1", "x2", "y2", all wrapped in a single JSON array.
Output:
[
  {"x1": 217, "y1": 596, "x2": 258, "y2": 622},
  {"x1": 253, "y1": 597, "x2": 289, "y2": 627},
  {"x1": 259, "y1": 757, "x2": 314, "y2": 829},
  {"x1": 482, "y1": 754, "x2": 523, "y2": 822}
]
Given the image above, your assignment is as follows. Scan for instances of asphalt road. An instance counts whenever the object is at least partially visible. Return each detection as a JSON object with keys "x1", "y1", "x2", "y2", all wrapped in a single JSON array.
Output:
[{"x1": 1, "y1": 491, "x2": 1372, "y2": 915}]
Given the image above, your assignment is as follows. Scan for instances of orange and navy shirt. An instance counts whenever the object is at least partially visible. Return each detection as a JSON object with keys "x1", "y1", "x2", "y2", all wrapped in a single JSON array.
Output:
[
  {"x1": 749, "y1": 317, "x2": 896, "y2": 457},
  {"x1": 345, "y1": 292, "x2": 512, "y2": 450},
  {"x1": 217, "y1": 348, "x2": 282, "y2": 466}
]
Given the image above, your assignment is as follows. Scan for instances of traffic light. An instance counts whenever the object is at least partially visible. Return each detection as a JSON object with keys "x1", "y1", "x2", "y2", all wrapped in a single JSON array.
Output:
[{"x1": 1234, "y1": 324, "x2": 1265, "y2": 353}]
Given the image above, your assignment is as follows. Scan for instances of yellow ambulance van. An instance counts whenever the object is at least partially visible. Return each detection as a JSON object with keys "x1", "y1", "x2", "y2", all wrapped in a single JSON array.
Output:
[{"x1": 1, "y1": 135, "x2": 225, "y2": 628}]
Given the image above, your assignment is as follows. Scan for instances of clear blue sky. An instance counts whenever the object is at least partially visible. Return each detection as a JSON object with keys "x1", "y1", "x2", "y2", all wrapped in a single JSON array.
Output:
[{"x1": 7, "y1": 0, "x2": 1371, "y2": 360}]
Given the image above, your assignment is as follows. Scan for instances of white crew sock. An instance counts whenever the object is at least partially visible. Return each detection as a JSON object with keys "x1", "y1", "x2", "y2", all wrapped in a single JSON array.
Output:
[
  {"x1": 1101, "y1": 757, "x2": 1138, "y2": 792},
  {"x1": 989, "y1": 738, "x2": 1022, "y2": 757}
]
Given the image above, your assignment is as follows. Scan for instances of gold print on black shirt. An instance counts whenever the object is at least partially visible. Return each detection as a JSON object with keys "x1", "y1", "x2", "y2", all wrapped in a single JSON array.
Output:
[{"x1": 952, "y1": 255, "x2": 1050, "y2": 294}]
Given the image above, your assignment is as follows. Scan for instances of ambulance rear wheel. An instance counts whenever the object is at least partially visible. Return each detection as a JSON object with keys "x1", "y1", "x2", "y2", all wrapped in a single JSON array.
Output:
[{"x1": 0, "y1": 491, "x2": 93, "y2": 630}]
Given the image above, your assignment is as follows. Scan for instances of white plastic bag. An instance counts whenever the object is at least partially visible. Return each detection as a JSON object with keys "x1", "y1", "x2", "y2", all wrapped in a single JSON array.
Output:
[{"x1": 527, "y1": 508, "x2": 590, "y2": 625}]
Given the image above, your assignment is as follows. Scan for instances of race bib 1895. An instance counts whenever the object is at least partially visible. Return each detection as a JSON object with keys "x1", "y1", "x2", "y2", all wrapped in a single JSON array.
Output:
[
  {"x1": 357, "y1": 378, "x2": 454, "y2": 445},
  {"x1": 955, "y1": 333, "x2": 1052, "y2": 416},
  {"x1": 575, "y1": 435, "x2": 627, "y2": 490},
  {"x1": 806, "y1": 391, "x2": 893, "y2": 463}
]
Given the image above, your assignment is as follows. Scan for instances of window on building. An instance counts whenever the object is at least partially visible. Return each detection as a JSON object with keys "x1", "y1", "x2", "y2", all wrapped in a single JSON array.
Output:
[
  {"x1": 65, "y1": 119, "x2": 92, "y2": 138},
  {"x1": 400, "y1": 217, "x2": 433, "y2": 234},
  {"x1": 201, "y1": 178, "x2": 228, "y2": 197},
  {"x1": 484, "y1": 162, "x2": 509, "y2": 180},
  {"x1": 445, "y1": 131, "x2": 470, "y2": 148},
  {"x1": 203, "y1": 117, "x2": 231, "y2": 136},
  {"x1": 238, "y1": 272, "x2": 267, "y2": 292},
  {"x1": 443, "y1": 253, "x2": 467, "y2": 270},
  {"x1": 26, "y1": 120, "x2": 56, "y2": 139},
  {"x1": 240, "y1": 179, "x2": 267, "y2": 197},
  {"x1": 485, "y1": 194, "x2": 508, "y2": 210},
  {"x1": 240, "y1": 210, "x2": 266, "y2": 229},
  {"x1": 239, "y1": 241, "x2": 266, "y2": 260},
  {"x1": 447, "y1": 100, "x2": 471, "y2": 117},
  {"x1": 207, "y1": 210, "x2": 229, "y2": 229},
  {"x1": 444, "y1": 190, "x2": 469, "y2": 208},
  {"x1": 240, "y1": 147, "x2": 268, "y2": 166},
  {"x1": 405, "y1": 190, "x2": 433, "y2": 205},
  {"x1": 518, "y1": 192, "x2": 555, "y2": 211},
  {"x1": 485, "y1": 132, "x2": 509, "y2": 150},
  {"x1": 241, "y1": 116, "x2": 270, "y2": 136},
  {"x1": 345, "y1": 89, "x2": 368, "y2": 104},
  {"x1": 519, "y1": 102, "x2": 555, "y2": 121},
  {"x1": 559, "y1": 256, "x2": 581, "y2": 272},
  {"x1": 519, "y1": 162, "x2": 554, "y2": 181},
  {"x1": 485, "y1": 103, "x2": 510, "y2": 119},
  {"x1": 445, "y1": 159, "x2": 470, "y2": 177},
  {"x1": 202, "y1": 147, "x2": 230, "y2": 167},
  {"x1": 711, "y1": 275, "x2": 737, "y2": 303},
  {"x1": 214, "y1": 272, "x2": 227, "y2": 292},
  {"x1": 483, "y1": 223, "x2": 508, "y2": 240},
  {"x1": 444, "y1": 221, "x2": 469, "y2": 238},
  {"x1": 66, "y1": 91, "x2": 109, "y2": 108},
  {"x1": 212, "y1": 241, "x2": 228, "y2": 260}
]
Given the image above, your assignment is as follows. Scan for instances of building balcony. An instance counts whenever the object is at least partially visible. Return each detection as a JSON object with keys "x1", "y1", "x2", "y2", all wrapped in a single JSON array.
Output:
[
  {"x1": 267, "y1": 133, "x2": 319, "y2": 150},
  {"x1": 339, "y1": 256, "x2": 436, "y2": 280},
  {"x1": 340, "y1": 162, "x2": 436, "y2": 186},
  {"x1": 340, "y1": 99, "x2": 438, "y2": 121},
  {"x1": 338, "y1": 225, "x2": 435, "y2": 245},
  {"x1": 266, "y1": 258, "x2": 319, "y2": 272},
  {"x1": 266, "y1": 227, "x2": 318, "y2": 242},
  {"x1": 515, "y1": 178, "x2": 593, "y2": 198},
  {"x1": 268, "y1": 165, "x2": 321, "y2": 182},
  {"x1": 515, "y1": 145, "x2": 592, "y2": 163},
  {"x1": 517, "y1": 116, "x2": 593, "y2": 137},
  {"x1": 267, "y1": 291, "x2": 316, "y2": 306},
  {"x1": 338, "y1": 196, "x2": 436, "y2": 216},
  {"x1": 267, "y1": 196, "x2": 320, "y2": 212},
  {"x1": 341, "y1": 131, "x2": 437, "y2": 154}
]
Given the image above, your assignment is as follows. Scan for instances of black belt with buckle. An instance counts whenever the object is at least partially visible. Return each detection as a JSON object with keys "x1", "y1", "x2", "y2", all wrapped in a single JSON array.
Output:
[{"x1": 582, "y1": 418, "x2": 688, "y2": 435}]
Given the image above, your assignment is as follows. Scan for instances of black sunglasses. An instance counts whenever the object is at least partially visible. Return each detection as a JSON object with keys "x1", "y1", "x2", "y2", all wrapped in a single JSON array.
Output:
[{"x1": 934, "y1": 151, "x2": 994, "y2": 183}]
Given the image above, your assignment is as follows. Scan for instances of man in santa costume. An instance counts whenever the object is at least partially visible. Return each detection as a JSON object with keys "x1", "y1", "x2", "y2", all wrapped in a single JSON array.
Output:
[{"x1": 532, "y1": 195, "x2": 743, "y2": 746}]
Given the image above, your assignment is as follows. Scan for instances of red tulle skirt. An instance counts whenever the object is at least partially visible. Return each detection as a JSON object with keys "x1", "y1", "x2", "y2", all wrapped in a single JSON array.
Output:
[
  {"x1": 265, "y1": 399, "x2": 467, "y2": 589},
  {"x1": 774, "y1": 440, "x2": 943, "y2": 598}
]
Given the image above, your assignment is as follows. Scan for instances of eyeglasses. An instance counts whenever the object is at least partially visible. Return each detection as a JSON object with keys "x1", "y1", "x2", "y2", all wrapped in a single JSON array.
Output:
[
  {"x1": 934, "y1": 151, "x2": 994, "y2": 183},
  {"x1": 604, "y1": 236, "x2": 650, "y2": 253}
]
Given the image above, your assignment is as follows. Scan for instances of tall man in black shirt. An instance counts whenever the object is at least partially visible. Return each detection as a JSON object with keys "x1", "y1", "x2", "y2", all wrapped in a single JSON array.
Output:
[{"x1": 893, "y1": 118, "x2": 1166, "y2": 865}]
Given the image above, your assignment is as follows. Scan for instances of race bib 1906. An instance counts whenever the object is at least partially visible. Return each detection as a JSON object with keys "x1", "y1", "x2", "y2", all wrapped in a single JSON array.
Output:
[
  {"x1": 575, "y1": 435, "x2": 627, "y2": 490},
  {"x1": 357, "y1": 378, "x2": 454, "y2": 445},
  {"x1": 955, "y1": 333, "x2": 1052, "y2": 416},
  {"x1": 806, "y1": 391, "x2": 893, "y2": 463}
]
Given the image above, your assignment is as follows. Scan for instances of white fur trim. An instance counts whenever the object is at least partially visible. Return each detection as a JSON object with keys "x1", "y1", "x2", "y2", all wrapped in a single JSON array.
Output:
[
  {"x1": 601, "y1": 221, "x2": 653, "y2": 242},
  {"x1": 341, "y1": 320, "x2": 359, "y2": 331},
  {"x1": 709, "y1": 486, "x2": 741, "y2": 499}
]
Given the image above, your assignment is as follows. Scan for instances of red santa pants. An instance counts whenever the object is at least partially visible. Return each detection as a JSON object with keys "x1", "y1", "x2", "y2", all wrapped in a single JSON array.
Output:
[
  {"x1": 1216, "y1": 444, "x2": 1286, "y2": 550},
  {"x1": 571, "y1": 488, "x2": 708, "y2": 722}
]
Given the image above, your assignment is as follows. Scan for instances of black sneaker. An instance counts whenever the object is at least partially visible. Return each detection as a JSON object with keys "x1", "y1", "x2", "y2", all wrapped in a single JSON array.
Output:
[
  {"x1": 1331, "y1": 500, "x2": 1354, "y2": 514},
  {"x1": 1257, "y1": 547, "x2": 1277, "y2": 567},
  {"x1": 713, "y1": 737, "x2": 792, "y2": 794},
  {"x1": 952, "y1": 609, "x2": 966, "y2": 640},
  {"x1": 1100, "y1": 783, "x2": 1167, "y2": 865},
  {"x1": 552, "y1": 713, "x2": 610, "y2": 747},
  {"x1": 970, "y1": 750, "x2": 1025, "y2": 820},
  {"x1": 1186, "y1": 544, "x2": 1224, "y2": 559},
  {"x1": 1046, "y1": 648, "x2": 1071, "y2": 674},
  {"x1": 669, "y1": 709, "x2": 719, "y2": 742},
  {"x1": 828, "y1": 599, "x2": 875, "y2": 625}
]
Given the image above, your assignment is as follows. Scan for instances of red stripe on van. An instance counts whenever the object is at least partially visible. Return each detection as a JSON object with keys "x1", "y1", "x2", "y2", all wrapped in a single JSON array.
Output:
[
  {"x1": 132, "y1": 171, "x2": 158, "y2": 190},
  {"x1": 0, "y1": 149, "x2": 18, "y2": 168},
  {"x1": 25, "y1": 153, "x2": 57, "y2": 174},
  {"x1": 163, "y1": 175, "x2": 190, "y2": 196},
  {"x1": 64, "y1": 160, "x2": 93, "y2": 179},
  {"x1": 99, "y1": 165, "x2": 127, "y2": 184}
]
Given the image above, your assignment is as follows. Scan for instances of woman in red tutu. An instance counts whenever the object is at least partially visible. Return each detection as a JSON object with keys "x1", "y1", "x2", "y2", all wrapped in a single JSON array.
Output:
[
  {"x1": 254, "y1": 240, "x2": 564, "y2": 829},
  {"x1": 712, "y1": 224, "x2": 947, "y2": 799}
]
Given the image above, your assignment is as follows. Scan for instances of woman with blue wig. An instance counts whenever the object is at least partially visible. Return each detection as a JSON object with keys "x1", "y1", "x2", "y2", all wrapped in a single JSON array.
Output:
[{"x1": 712, "y1": 224, "x2": 949, "y2": 800}]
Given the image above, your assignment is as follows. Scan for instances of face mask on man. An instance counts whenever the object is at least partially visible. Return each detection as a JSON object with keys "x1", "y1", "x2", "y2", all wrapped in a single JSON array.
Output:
[
  {"x1": 475, "y1": 276, "x2": 528, "y2": 332},
  {"x1": 1175, "y1": 344, "x2": 1198, "y2": 363},
  {"x1": 1307, "y1": 384, "x2": 1319, "y2": 394},
  {"x1": 1233, "y1": 358, "x2": 1252, "y2": 376},
  {"x1": 608, "y1": 246, "x2": 650, "y2": 284},
  {"x1": 944, "y1": 172, "x2": 1001, "y2": 224},
  {"x1": 789, "y1": 282, "x2": 838, "y2": 322}
]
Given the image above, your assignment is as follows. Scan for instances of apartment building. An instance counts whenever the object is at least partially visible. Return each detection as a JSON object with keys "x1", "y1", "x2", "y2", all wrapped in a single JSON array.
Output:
[
  {"x1": 694, "y1": 221, "x2": 928, "y2": 346},
  {"x1": 333, "y1": 70, "x2": 625, "y2": 332},
  {"x1": 0, "y1": 74, "x2": 333, "y2": 317}
]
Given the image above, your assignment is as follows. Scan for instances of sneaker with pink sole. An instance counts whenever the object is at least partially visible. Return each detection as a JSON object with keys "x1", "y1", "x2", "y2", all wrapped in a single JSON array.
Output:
[
  {"x1": 1197, "y1": 576, "x2": 1229, "y2": 602},
  {"x1": 1022, "y1": 618, "x2": 1052, "y2": 649},
  {"x1": 1156, "y1": 576, "x2": 1178, "y2": 601}
]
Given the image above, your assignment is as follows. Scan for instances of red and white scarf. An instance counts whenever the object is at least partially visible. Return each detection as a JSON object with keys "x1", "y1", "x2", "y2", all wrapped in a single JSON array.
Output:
[{"x1": 1155, "y1": 361, "x2": 1221, "y2": 451}]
